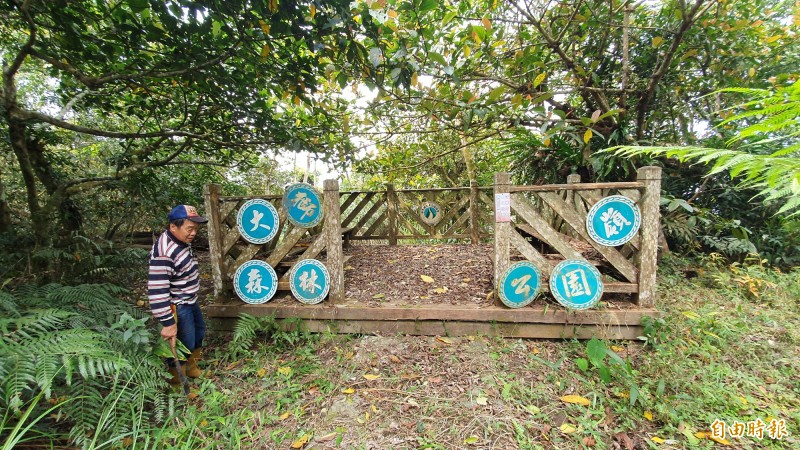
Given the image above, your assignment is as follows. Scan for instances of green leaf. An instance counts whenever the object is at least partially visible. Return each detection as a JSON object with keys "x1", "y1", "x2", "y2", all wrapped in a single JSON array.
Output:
[
  {"x1": 420, "y1": 0, "x2": 438, "y2": 13},
  {"x1": 428, "y1": 51, "x2": 447, "y2": 67},
  {"x1": 574, "y1": 358, "x2": 589, "y2": 371},
  {"x1": 586, "y1": 338, "x2": 606, "y2": 367}
]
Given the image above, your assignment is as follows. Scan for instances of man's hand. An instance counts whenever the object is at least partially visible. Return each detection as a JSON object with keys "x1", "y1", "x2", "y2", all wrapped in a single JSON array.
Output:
[{"x1": 161, "y1": 324, "x2": 178, "y2": 341}]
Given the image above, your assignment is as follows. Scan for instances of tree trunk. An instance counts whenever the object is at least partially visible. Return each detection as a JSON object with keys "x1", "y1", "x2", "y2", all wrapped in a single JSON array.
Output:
[
  {"x1": 28, "y1": 137, "x2": 82, "y2": 233},
  {"x1": 8, "y1": 120, "x2": 51, "y2": 246},
  {"x1": 0, "y1": 169, "x2": 12, "y2": 233}
]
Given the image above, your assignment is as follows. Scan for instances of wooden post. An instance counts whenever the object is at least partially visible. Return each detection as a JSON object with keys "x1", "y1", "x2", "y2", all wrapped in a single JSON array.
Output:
[
  {"x1": 324, "y1": 179, "x2": 345, "y2": 303},
  {"x1": 494, "y1": 173, "x2": 511, "y2": 289},
  {"x1": 566, "y1": 174, "x2": 581, "y2": 237},
  {"x1": 469, "y1": 180, "x2": 480, "y2": 244},
  {"x1": 637, "y1": 166, "x2": 662, "y2": 308},
  {"x1": 386, "y1": 183, "x2": 398, "y2": 246},
  {"x1": 203, "y1": 184, "x2": 227, "y2": 300}
]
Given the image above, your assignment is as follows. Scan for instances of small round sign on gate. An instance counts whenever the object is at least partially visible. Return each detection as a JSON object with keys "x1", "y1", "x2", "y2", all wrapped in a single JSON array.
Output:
[
  {"x1": 586, "y1": 195, "x2": 641, "y2": 247},
  {"x1": 233, "y1": 260, "x2": 278, "y2": 304},
  {"x1": 549, "y1": 260, "x2": 603, "y2": 310},
  {"x1": 419, "y1": 201, "x2": 443, "y2": 226},
  {"x1": 236, "y1": 199, "x2": 279, "y2": 244},
  {"x1": 289, "y1": 259, "x2": 330, "y2": 305},
  {"x1": 499, "y1": 261, "x2": 541, "y2": 308},
  {"x1": 283, "y1": 183, "x2": 323, "y2": 228}
]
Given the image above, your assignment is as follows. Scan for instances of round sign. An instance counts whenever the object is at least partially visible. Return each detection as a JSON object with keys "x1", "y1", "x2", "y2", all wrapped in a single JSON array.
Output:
[
  {"x1": 236, "y1": 199, "x2": 279, "y2": 244},
  {"x1": 233, "y1": 260, "x2": 278, "y2": 304},
  {"x1": 549, "y1": 260, "x2": 603, "y2": 310},
  {"x1": 499, "y1": 261, "x2": 541, "y2": 308},
  {"x1": 586, "y1": 195, "x2": 641, "y2": 246},
  {"x1": 420, "y1": 201, "x2": 442, "y2": 226},
  {"x1": 283, "y1": 183, "x2": 323, "y2": 228},
  {"x1": 289, "y1": 259, "x2": 330, "y2": 304}
]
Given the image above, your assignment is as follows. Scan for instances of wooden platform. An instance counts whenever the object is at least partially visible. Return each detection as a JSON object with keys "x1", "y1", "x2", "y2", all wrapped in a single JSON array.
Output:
[{"x1": 205, "y1": 301, "x2": 660, "y2": 339}]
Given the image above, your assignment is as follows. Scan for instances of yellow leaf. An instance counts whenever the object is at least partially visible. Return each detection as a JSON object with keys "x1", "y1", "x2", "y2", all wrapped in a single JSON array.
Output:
[
  {"x1": 543, "y1": 138, "x2": 551, "y2": 147},
  {"x1": 651, "y1": 436, "x2": 666, "y2": 444},
  {"x1": 709, "y1": 435, "x2": 732, "y2": 445},
  {"x1": 583, "y1": 129, "x2": 593, "y2": 144},
  {"x1": 187, "y1": 392, "x2": 199, "y2": 400},
  {"x1": 200, "y1": 419, "x2": 209, "y2": 427},
  {"x1": 437, "y1": 336, "x2": 453, "y2": 344},
  {"x1": 291, "y1": 434, "x2": 310, "y2": 448},
  {"x1": 511, "y1": 93, "x2": 522, "y2": 106},
  {"x1": 280, "y1": 411, "x2": 291, "y2": 420},
  {"x1": 365, "y1": 412, "x2": 370, "y2": 421},
  {"x1": 277, "y1": 366, "x2": 292, "y2": 376},
  {"x1": 256, "y1": 367, "x2": 267, "y2": 377},
  {"x1": 465, "y1": 436, "x2": 479, "y2": 444},
  {"x1": 372, "y1": 404, "x2": 378, "y2": 413},
  {"x1": 309, "y1": 4, "x2": 316, "y2": 18},
  {"x1": 388, "y1": 9, "x2": 399, "y2": 19},
  {"x1": 611, "y1": 345, "x2": 624, "y2": 352},
  {"x1": 652, "y1": 36, "x2": 664, "y2": 48},
  {"x1": 260, "y1": 44, "x2": 271, "y2": 60},
  {"x1": 559, "y1": 423, "x2": 576, "y2": 434},
  {"x1": 363, "y1": 374, "x2": 381, "y2": 380},
  {"x1": 694, "y1": 431, "x2": 710, "y2": 439},
  {"x1": 259, "y1": 20, "x2": 271, "y2": 34},
  {"x1": 342, "y1": 387, "x2": 355, "y2": 394},
  {"x1": 268, "y1": 0, "x2": 278, "y2": 14},
  {"x1": 463, "y1": 45, "x2": 471, "y2": 58},
  {"x1": 560, "y1": 395, "x2": 591, "y2": 406},
  {"x1": 411, "y1": 72, "x2": 418, "y2": 86},
  {"x1": 472, "y1": 29, "x2": 482, "y2": 44},
  {"x1": 420, "y1": 275, "x2": 434, "y2": 283},
  {"x1": 433, "y1": 287, "x2": 449, "y2": 294},
  {"x1": 739, "y1": 396, "x2": 748, "y2": 405},
  {"x1": 476, "y1": 397, "x2": 488, "y2": 405},
  {"x1": 614, "y1": 391, "x2": 629, "y2": 398},
  {"x1": 766, "y1": 35, "x2": 782, "y2": 43},
  {"x1": 481, "y1": 17, "x2": 491, "y2": 30},
  {"x1": 748, "y1": 68, "x2": 755, "y2": 77},
  {"x1": 533, "y1": 72, "x2": 546, "y2": 88},
  {"x1": 644, "y1": 411, "x2": 653, "y2": 421}
]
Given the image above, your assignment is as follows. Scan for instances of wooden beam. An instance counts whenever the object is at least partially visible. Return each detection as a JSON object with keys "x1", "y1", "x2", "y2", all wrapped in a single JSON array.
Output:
[
  {"x1": 386, "y1": 184, "x2": 398, "y2": 245},
  {"x1": 637, "y1": 166, "x2": 662, "y2": 308},
  {"x1": 511, "y1": 193, "x2": 585, "y2": 261},
  {"x1": 324, "y1": 179, "x2": 345, "y2": 303},
  {"x1": 203, "y1": 184, "x2": 227, "y2": 298},
  {"x1": 494, "y1": 173, "x2": 511, "y2": 288},
  {"x1": 510, "y1": 182, "x2": 645, "y2": 192},
  {"x1": 342, "y1": 192, "x2": 376, "y2": 227},
  {"x1": 266, "y1": 225, "x2": 307, "y2": 267},
  {"x1": 510, "y1": 227, "x2": 555, "y2": 276}
]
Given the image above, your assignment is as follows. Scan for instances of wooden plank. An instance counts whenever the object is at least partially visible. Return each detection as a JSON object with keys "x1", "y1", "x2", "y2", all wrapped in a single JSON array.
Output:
[
  {"x1": 511, "y1": 193, "x2": 585, "y2": 261},
  {"x1": 222, "y1": 226, "x2": 242, "y2": 256},
  {"x1": 637, "y1": 167, "x2": 661, "y2": 307},
  {"x1": 494, "y1": 173, "x2": 511, "y2": 289},
  {"x1": 298, "y1": 232, "x2": 327, "y2": 261},
  {"x1": 227, "y1": 243, "x2": 265, "y2": 278},
  {"x1": 510, "y1": 182, "x2": 645, "y2": 192},
  {"x1": 434, "y1": 195, "x2": 470, "y2": 233},
  {"x1": 203, "y1": 184, "x2": 226, "y2": 299},
  {"x1": 442, "y1": 208, "x2": 471, "y2": 237},
  {"x1": 469, "y1": 180, "x2": 480, "y2": 243},
  {"x1": 266, "y1": 226, "x2": 307, "y2": 267},
  {"x1": 219, "y1": 200, "x2": 240, "y2": 223},
  {"x1": 352, "y1": 194, "x2": 385, "y2": 233},
  {"x1": 339, "y1": 192, "x2": 362, "y2": 216},
  {"x1": 324, "y1": 179, "x2": 345, "y2": 303},
  {"x1": 206, "y1": 302, "x2": 657, "y2": 325},
  {"x1": 219, "y1": 195, "x2": 281, "y2": 201},
  {"x1": 386, "y1": 184, "x2": 398, "y2": 245},
  {"x1": 510, "y1": 227, "x2": 555, "y2": 276},
  {"x1": 342, "y1": 192, "x2": 376, "y2": 227},
  {"x1": 538, "y1": 191, "x2": 638, "y2": 283},
  {"x1": 618, "y1": 188, "x2": 641, "y2": 203},
  {"x1": 362, "y1": 211, "x2": 387, "y2": 238}
]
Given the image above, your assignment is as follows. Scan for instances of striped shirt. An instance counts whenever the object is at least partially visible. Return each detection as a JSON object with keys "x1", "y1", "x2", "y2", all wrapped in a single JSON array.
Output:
[{"x1": 147, "y1": 229, "x2": 201, "y2": 326}]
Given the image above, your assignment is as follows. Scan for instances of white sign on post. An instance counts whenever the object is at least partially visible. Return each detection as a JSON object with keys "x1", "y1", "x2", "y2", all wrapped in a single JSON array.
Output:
[{"x1": 495, "y1": 193, "x2": 511, "y2": 223}]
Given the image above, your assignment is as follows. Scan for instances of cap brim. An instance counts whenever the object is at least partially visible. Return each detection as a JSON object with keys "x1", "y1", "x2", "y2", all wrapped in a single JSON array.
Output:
[{"x1": 187, "y1": 216, "x2": 209, "y2": 223}]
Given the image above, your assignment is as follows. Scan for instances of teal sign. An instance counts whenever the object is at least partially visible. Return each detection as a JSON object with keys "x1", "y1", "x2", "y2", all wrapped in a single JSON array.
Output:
[
  {"x1": 499, "y1": 261, "x2": 541, "y2": 308},
  {"x1": 283, "y1": 183, "x2": 323, "y2": 228},
  {"x1": 420, "y1": 201, "x2": 442, "y2": 226},
  {"x1": 289, "y1": 259, "x2": 330, "y2": 304},
  {"x1": 233, "y1": 260, "x2": 278, "y2": 304},
  {"x1": 549, "y1": 260, "x2": 603, "y2": 310},
  {"x1": 586, "y1": 195, "x2": 641, "y2": 246},
  {"x1": 237, "y1": 199, "x2": 279, "y2": 244}
]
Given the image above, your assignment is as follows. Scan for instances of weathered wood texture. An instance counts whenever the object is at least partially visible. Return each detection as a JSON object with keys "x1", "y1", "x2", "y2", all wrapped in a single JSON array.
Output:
[
  {"x1": 203, "y1": 184, "x2": 226, "y2": 300},
  {"x1": 324, "y1": 180, "x2": 345, "y2": 303},
  {"x1": 493, "y1": 173, "x2": 511, "y2": 288},
  {"x1": 636, "y1": 166, "x2": 662, "y2": 307}
]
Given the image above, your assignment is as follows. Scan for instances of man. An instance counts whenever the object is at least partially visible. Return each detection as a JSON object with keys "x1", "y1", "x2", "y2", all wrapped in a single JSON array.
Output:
[{"x1": 148, "y1": 204, "x2": 208, "y2": 384}]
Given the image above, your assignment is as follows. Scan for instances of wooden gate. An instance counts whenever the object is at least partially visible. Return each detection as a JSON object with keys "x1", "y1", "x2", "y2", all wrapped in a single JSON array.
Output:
[{"x1": 204, "y1": 168, "x2": 662, "y2": 339}]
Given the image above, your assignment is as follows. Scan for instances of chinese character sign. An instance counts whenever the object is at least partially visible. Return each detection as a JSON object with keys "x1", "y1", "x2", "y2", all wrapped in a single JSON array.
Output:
[
  {"x1": 499, "y1": 261, "x2": 541, "y2": 308},
  {"x1": 234, "y1": 260, "x2": 278, "y2": 304},
  {"x1": 283, "y1": 183, "x2": 323, "y2": 228},
  {"x1": 549, "y1": 260, "x2": 603, "y2": 309},
  {"x1": 586, "y1": 195, "x2": 641, "y2": 246},
  {"x1": 237, "y1": 199, "x2": 280, "y2": 244},
  {"x1": 289, "y1": 259, "x2": 330, "y2": 304}
]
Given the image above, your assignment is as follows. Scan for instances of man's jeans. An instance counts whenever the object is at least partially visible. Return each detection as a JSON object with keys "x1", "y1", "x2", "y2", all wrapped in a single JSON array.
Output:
[{"x1": 175, "y1": 302, "x2": 206, "y2": 352}]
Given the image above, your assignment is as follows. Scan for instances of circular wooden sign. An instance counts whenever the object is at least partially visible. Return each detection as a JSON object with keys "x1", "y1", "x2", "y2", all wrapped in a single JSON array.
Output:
[
  {"x1": 283, "y1": 183, "x2": 323, "y2": 228},
  {"x1": 236, "y1": 199, "x2": 279, "y2": 244},
  {"x1": 289, "y1": 259, "x2": 330, "y2": 304},
  {"x1": 233, "y1": 260, "x2": 278, "y2": 304},
  {"x1": 420, "y1": 201, "x2": 443, "y2": 226},
  {"x1": 586, "y1": 195, "x2": 641, "y2": 246},
  {"x1": 499, "y1": 261, "x2": 541, "y2": 308},
  {"x1": 549, "y1": 260, "x2": 603, "y2": 310}
]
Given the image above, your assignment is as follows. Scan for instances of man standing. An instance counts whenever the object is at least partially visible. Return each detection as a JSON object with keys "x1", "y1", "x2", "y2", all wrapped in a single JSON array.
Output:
[{"x1": 148, "y1": 204, "x2": 208, "y2": 384}]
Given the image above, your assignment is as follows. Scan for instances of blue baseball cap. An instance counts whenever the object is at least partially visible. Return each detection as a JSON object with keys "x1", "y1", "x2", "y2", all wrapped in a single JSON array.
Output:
[{"x1": 167, "y1": 205, "x2": 208, "y2": 223}]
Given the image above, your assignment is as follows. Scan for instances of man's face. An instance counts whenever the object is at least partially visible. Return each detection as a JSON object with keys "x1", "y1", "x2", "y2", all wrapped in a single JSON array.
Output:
[{"x1": 170, "y1": 221, "x2": 200, "y2": 244}]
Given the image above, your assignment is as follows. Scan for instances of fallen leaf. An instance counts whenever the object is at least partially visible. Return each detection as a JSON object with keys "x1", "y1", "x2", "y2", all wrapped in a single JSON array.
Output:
[
  {"x1": 372, "y1": 293, "x2": 385, "y2": 299},
  {"x1": 582, "y1": 436, "x2": 596, "y2": 446},
  {"x1": 280, "y1": 411, "x2": 291, "y2": 420},
  {"x1": 559, "y1": 423, "x2": 576, "y2": 434},
  {"x1": 256, "y1": 367, "x2": 266, "y2": 377},
  {"x1": 420, "y1": 275, "x2": 434, "y2": 283},
  {"x1": 644, "y1": 411, "x2": 653, "y2": 421},
  {"x1": 187, "y1": 392, "x2": 199, "y2": 400},
  {"x1": 433, "y1": 287, "x2": 449, "y2": 294},
  {"x1": 464, "y1": 436, "x2": 479, "y2": 444},
  {"x1": 363, "y1": 374, "x2": 381, "y2": 380},
  {"x1": 277, "y1": 366, "x2": 292, "y2": 376},
  {"x1": 372, "y1": 404, "x2": 378, "y2": 413},
  {"x1": 611, "y1": 345, "x2": 625, "y2": 352},
  {"x1": 389, "y1": 355, "x2": 401, "y2": 363},
  {"x1": 436, "y1": 336, "x2": 453, "y2": 344},
  {"x1": 476, "y1": 397, "x2": 488, "y2": 405},
  {"x1": 709, "y1": 435, "x2": 731, "y2": 445},
  {"x1": 315, "y1": 432, "x2": 338, "y2": 442},
  {"x1": 560, "y1": 395, "x2": 591, "y2": 406},
  {"x1": 651, "y1": 436, "x2": 665, "y2": 444},
  {"x1": 291, "y1": 433, "x2": 311, "y2": 448},
  {"x1": 342, "y1": 387, "x2": 355, "y2": 394},
  {"x1": 407, "y1": 398, "x2": 419, "y2": 407}
]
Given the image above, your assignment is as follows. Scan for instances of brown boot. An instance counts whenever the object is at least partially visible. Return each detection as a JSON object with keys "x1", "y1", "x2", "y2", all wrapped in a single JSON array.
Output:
[
  {"x1": 167, "y1": 367, "x2": 182, "y2": 385},
  {"x1": 186, "y1": 349, "x2": 202, "y2": 378}
]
